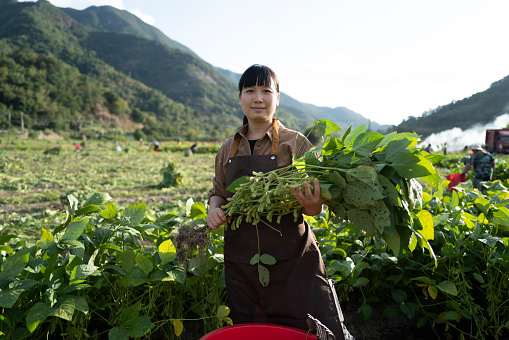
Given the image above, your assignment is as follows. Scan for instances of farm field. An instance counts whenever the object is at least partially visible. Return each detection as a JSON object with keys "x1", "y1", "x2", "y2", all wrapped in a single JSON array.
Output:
[
  {"x1": 0, "y1": 138, "x2": 216, "y2": 238},
  {"x1": 1, "y1": 133, "x2": 509, "y2": 340}
]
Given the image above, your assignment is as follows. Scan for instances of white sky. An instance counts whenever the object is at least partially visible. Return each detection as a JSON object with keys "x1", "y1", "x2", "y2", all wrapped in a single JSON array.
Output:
[{"x1": 19, "y1": 0, "x2": 509, "y2": 126}]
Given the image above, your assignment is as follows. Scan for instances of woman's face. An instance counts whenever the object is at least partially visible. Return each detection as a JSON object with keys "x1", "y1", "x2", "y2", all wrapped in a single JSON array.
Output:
[{"x1": 239, "y1": 79, "x2": 280, "y2": 125}]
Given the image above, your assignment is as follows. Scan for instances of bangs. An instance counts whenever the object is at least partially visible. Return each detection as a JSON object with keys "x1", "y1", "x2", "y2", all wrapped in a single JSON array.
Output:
[{"x1": 238, "y1": 65, "x2": 279, "y2": 93}]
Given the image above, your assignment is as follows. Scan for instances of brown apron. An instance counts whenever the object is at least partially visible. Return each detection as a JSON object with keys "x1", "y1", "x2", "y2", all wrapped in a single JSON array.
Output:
[{"x1": 224, "y1": 119, "x2": 345, "y2": 339}]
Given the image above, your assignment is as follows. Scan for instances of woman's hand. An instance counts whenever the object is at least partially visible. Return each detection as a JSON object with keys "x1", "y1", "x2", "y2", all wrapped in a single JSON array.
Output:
[
  {"x1": 290, "y1": 177, "x2": 325, "y2": 216},
  {"x1": 207, "y1": 207, "x2": 227, "y2": 230},
  {"x1": 207, "y1": 196, "x2": 228, "y2": 229}
]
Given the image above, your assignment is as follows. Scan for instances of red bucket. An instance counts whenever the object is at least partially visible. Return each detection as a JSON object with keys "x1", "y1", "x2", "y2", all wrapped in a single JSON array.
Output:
[
  {"x1": 446, "y1": 174, "x2": 466, "y2": 191},
  {"x1": 200, "y1": 323, "x2": 318, "y2": 340}
]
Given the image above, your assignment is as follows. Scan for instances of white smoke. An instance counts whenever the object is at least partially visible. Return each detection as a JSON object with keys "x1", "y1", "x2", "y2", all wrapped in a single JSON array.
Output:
[{"x1": 421, "y1": 113, "x2": 509, "y2": 153}]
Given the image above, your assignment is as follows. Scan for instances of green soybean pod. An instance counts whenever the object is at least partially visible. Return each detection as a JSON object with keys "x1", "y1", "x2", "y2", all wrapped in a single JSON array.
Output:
[{"x1": 267, "y1": 210, "x2": 274, "y2": 222}]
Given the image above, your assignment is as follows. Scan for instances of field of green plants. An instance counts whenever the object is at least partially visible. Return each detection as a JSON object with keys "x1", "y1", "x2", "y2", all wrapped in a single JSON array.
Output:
[{"x1": 1, "y1": 133, "x2": 509, "y2": 340}]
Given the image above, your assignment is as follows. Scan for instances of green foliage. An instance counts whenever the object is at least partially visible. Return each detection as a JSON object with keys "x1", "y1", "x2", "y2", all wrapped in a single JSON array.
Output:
[
  {"x1": 0, "y1": 194, "x2": 228, "y2": 339},
  {"x1": 160, "y1": 160, "x2": 185, "y2": 188},
  {"x1": 2, "y1": 144, "x2": 509, "y2": 338}
]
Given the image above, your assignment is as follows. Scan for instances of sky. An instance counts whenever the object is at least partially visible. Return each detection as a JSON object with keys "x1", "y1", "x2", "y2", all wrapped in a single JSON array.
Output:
[{"x1": 19, "y1": 0, "x2": 509, "y2": 126}]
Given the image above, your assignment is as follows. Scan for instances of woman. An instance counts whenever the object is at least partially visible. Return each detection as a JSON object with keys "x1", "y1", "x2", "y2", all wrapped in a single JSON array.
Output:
[{"x1": 207, "y1": 64, "x2": 349, "y2": 339}]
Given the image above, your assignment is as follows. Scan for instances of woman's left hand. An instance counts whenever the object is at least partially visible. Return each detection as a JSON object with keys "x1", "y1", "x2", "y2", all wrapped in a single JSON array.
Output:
[{"x1": 290, "y1": 177, "x2": 326, "y2": 216}]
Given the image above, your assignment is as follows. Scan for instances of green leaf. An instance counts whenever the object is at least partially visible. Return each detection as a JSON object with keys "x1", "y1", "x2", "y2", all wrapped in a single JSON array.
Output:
[
  {"x1": 346, "y1": 209, "x2": 376, "y2": 236},
  {"x1": 343, "y1": 125, "x2": 366, "y2": 147},
  {"x1": 444, "y1": 311, "x2": 459, "y2": 321},
  {"x1": 328, "y1": 171, "x2": 346, "y2": 189},
  {"x1": 171, "y1": 319, "x2": 184, "y2": 337},
  {"x1": 358, "y1": 302, "x2": 372, "y2": 320},
  {"x1": 167, "y1": 267, "x2": 186, "y2": 285},
  {"x1": 400, "y1": 302, "x2": 416, "y2": 320},
  {"x1": 61, "y1": 217, "x2": 89, "y2": 241},
  {"x1": 39, "y1": 228, "x2": 54, "y2": 250},
  {"x1": 437, "y1": 280, "x2": 458, "y2": 296},
  {"x1": 259, "y1": 254, "x2": 276, "y2": 265},
  {"x1": 473, "y1": 272, "x2": 484, "y2": 284},
  {"x1": 216, "y1": 305, "x2": 230, "y2": 319},
  {"x1": 120, "y1": 203, "x2": 146, "y2": 227},
  {"x1": 50, "y1": 298, "x2": 75, "y2": 321},
  {"x1": 0, "y1": 280, "x2": 39, "y2": 308},
  {"x1": 492, "y1": 207, "x2": 509, "y2": 228},
  {"x1": 226, "y1": 176, "x2": 250, "y2": 193},
  {"x1": 12, "y1": 328, "x2": 31, "y2": 340},
  {"x1": 392, "y1": 153, "x2": 433, "y2": 179},
  {"x1": 190, "y1": 202, "x2": 207, "y2": 219},
  {"x1": 125, "y1": 267, "x2": 148, "y2": 287},
  {"x1": 75, "y1": 204, "x2": 101, "y2": 217},
  {"x1": 384, "y1": 229, "x2": 401, "y2": 256},
  {"x1": 0, "y1": 248, "x2": 30, "y2": 279},
  {"x1": 64, "y1": 295, "x2": 89, "y2": 313},
  {"x1": 99, "y1": 203, "x2": 118, "y2": 219},
  {"x1": 416, "y1": 210, "x2": 434, "y2": 241},
  {"x1": 120, "y1": 302, "x2": 141, "y2": 325},
  {"x1": 158, "y1": 239, "x2": 176, "y2": 265},
  {"x1": 258, "y1": 264, "x2": 270, "y2": 287},
  {"x1": 26, "y1": 302, "x2": 51, "y2": 333},
  {"x1": 70, "y1": 264, "x2": 99, "y2": 284},
  {"x1": 303, "y1": 154, "x2": 320, "y2": 171},
  {"x1": 128, "y1": 316, "x2": 154, "y2": 338},
  {"x1": 352, "y1": 277, "x2": 370, "y2": 287},
  {"x1": 188, "y1": 257, "x2": 212, "y2": 277},
  {"x1": 475, "y1": 197, "x2": 490, "y2": 216},
  {"x1": 0, "y1": 288, "x2": 23, "y2": 308},
  {"x1": 0, "y1": 234, "x2": 17, "y2": 244},
  {"x1": 84, "y1": 192, "x2": 111, "y2": 207},
  {"x1": 314, "y1": 119, "x2": 341, "y2": 136},
  {"x1": 378, "y1": 175, "x2": 400, "y2": 206},
  {"x1": 118, "y1": 250, "x2": 136, "y2": 272},
  {"x1": 136, "y1": 255, "x2": 154, "y2": 276},
  {"x1": 392, "y1": 289, "x2": 407, "y2": 304},
  {"x1": 68, "y1": 194, "x2": 79, "y2": 215},
  {"x1": 351, "y1": 132, "x2": 385, "y2": 156},
  {"x1": 428, "y1": 285, "x2": 438, "y2": 299},
  {"x1": 345, "y1": 182, "x2": 384, "y2": 208},
  {"x1": 249, "y1": 253, "x2": 260, "y2": 265},
  {"x1": 369, "y1": 200, "x2": 391, "y2": 235},
  {"x1": 0, "y1": 245, "x2": 13, "y2": 254},
  {"x1": 108, "y1": 327, "x2": 129, "y2": 340},
  {"x1": 407, "y1": 178, "x2": 423, "y2": 209}
]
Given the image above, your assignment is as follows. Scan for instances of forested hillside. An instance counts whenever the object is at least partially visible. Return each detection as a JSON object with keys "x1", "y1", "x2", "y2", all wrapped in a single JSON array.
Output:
[
  {"x1": 394, "y1": 75, "x2": 509, "y2": 137},
  {"x1": 0, "y1": 0, "x2": 396, "y2": 140}
]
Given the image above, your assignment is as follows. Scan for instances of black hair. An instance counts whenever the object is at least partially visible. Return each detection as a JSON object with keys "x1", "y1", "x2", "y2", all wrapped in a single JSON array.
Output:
[{"x1": 238, "y1": 64, "x2": 279, "y2": 93}]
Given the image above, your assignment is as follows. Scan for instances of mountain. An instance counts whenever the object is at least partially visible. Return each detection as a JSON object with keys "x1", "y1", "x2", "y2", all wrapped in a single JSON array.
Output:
[
  {"x1": 0, "y1": 0, "x2": 389, "y2": 140},
  {"x1": 60, "y1": 6, "x2": 194, "y2": 55},
  {"x1": 393, "y1": 75, "x2": 509, "y2": 138}
]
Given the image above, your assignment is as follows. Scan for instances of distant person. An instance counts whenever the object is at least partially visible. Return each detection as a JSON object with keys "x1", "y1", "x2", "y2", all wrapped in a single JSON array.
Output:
[
  {"x1": 81, "y1": 134, "x2": 87, "y2": 148},
  {"x1": 423, "y1": 144, "x2": 432, "y2": 153},
  {"x1": 461, "y1": 144, "x2": 495, "y2": 190},
  {"x1": 152, "y1": 141, "x2": 160, "y2": 151},
  {"x1": 190, "y1": 143, "x2": 197, "y2": 154}
]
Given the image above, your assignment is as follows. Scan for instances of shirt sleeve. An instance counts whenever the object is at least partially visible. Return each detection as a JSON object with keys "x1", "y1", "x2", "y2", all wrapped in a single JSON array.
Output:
[{"x1": 207, "y1": 139, "x2": 232, "y2": 203}]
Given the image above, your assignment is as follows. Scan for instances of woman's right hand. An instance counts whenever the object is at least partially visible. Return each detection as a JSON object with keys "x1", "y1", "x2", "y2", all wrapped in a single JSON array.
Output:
[{"x1": 207, "y1": 207, "x2": 227, "y2": 229}]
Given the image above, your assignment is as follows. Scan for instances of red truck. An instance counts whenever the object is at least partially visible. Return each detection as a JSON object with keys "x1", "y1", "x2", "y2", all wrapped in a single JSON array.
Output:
[{"x1": 485, "y1": 129, "x2": 509, "y2": 154}]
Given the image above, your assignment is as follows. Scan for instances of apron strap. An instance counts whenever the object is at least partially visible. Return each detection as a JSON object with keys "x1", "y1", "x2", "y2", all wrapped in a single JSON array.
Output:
[
  {"x1": 270, "y1": 118, "x2": 279, "y2": 156},
  {"x1": 229, "y1": 119, "x2": 280, "y2": 159}
]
